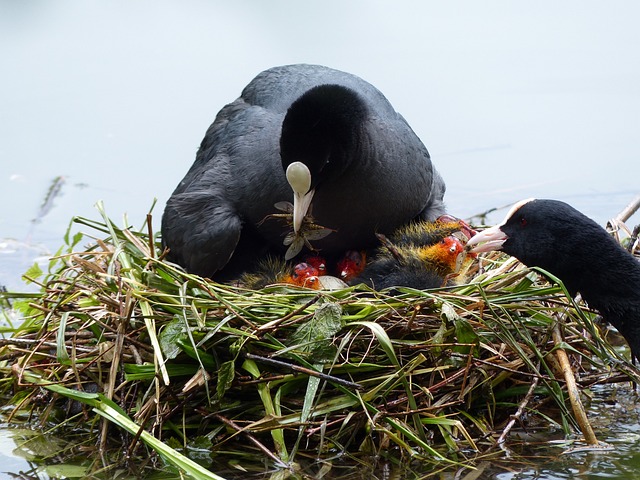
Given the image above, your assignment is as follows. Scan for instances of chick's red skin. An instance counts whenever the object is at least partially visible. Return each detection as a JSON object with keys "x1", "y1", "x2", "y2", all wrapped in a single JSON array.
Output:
[
  {"x1": 283, "y1": 262, "x2": 321, "y2": 289},
  {"x1": 281, "y1": 218, "x2": 473, "y2": 291},
  {"x1": 336, "y1": 250, "x2": 367, "y2": 281},
  {"x1": 304, "y1": 255, "x2": 328, "y2": 275}
]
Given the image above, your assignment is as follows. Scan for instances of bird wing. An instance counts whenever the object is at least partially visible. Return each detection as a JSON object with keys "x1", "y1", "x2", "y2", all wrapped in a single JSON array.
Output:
[{"x1": 162, "y1": 188, "x2": 242, "y2": 278}]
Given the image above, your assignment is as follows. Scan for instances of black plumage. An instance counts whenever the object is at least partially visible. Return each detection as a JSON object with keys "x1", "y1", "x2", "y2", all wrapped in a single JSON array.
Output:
[
  {"x1": 351, "y1": 220, "x2": 469, "y2": 291},
  {"x1": 351, "y1": 249, "x2": 447, "y2": 291},
  {"x1": 467, "y1": 198, "x2": 640, "y2": 361},
  {"x1": 161, "y1": 64, "x2": 445, "y2": 279}
]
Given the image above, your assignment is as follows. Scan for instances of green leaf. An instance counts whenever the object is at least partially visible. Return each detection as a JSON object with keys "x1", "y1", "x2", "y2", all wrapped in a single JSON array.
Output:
[
  {"x1": 288, "y1": 302, "x2": 344, "y2": 362},
  {"x1": 159, "y1": 317, "x2": 187, "y2": 360},
  {"x1": 442, "y1": 303, "x2": 478, "y2": 356},
  {"x1": 348, "y1": 320, "x2": 400, "y2": 368},
  {"x1": 454, "y1": 317, "x2": 478, "y2": 351},
  {"x1": 217, "y1": 360, "x2": 235, "y2": 399},
  {"x1": 56, "y1": 312, "x2": 71, "y2": 363},
  {"x1": 41, "y1": 464, "x2": 90, "y2": 478},
  {"x1": 22, "y1": 262, "x2": 43, "y2": 284}
]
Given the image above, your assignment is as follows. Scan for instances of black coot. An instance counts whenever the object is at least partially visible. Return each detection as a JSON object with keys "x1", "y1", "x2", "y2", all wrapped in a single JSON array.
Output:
[
  {"x1": 162, "y1": 64, "x2": 446, "y2": 279},
  {"x1": 467, "y1": 198, "x2": 640, "y2": 361}
]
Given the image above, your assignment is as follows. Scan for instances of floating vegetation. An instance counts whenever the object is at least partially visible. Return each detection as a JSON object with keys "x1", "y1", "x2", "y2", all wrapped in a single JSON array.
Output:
[{"x1": 1, "y1": 202, "x2": 639, "y2": 479}]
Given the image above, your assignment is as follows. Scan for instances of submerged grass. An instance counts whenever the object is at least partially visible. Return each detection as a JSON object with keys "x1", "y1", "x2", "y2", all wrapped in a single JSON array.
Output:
[{"x1": 1, "y1": 202, "x2": 639, "y2": 479}]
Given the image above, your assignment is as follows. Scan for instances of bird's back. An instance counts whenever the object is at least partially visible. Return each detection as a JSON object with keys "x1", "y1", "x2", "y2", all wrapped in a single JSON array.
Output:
[
  {"x1": 240, "y1": 64, "x2": 400, "y2": 116},
  {"x1": 577, "y1": 233, "x2": 640, "y2": 359}
]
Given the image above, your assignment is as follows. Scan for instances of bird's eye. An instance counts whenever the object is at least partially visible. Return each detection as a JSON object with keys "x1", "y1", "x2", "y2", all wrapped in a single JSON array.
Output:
[{"x1": 519, "y1": 216, "x2": 527, "y2": 227}]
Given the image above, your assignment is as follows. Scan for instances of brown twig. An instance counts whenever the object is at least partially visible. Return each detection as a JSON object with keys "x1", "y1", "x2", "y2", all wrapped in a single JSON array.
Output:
[
  {"x1": 212, "y1": 414, "x2": 285, "y2": 466},
  {"x1": 613, "y1": 194, "x2": 640, "y2": 224},
  {"x1": 496, "y1": 373, "x2": 540, "y2": 446},
  {"x1": 146, "y1": 213, "x2": 155, "y2": 260},
  {"x1": 607, "y1": 193, "x2": 640, "y2": 238},
  {"x1": 551, "y1": 316, "x2": 598, "y2": 445},
  {"x1": 243, "y1": 353, "x2": 362, "y2": 390}
]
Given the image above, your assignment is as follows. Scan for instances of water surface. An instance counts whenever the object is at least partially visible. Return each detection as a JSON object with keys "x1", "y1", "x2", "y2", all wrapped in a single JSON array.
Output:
[{"x1": 1, "y1": 2, "x2": 639, "y2": 478}]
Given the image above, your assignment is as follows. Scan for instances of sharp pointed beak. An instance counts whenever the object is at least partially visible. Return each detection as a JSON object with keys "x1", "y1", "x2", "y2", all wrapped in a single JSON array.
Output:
[
  {"x1": 465, "y1": 224, "x2": 508, "y2": 253},
  {"x1": 286, "y1": 162, "x2": 314, "y2": 234}
]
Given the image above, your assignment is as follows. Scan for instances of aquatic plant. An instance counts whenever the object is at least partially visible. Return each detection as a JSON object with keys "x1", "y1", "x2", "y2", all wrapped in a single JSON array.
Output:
[{"x1": 1, "y1": 202, "x2": 638, "y2": 478}]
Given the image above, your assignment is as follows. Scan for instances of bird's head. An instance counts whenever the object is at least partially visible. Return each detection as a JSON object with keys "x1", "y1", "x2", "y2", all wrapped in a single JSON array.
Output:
[
  {"x1": 417, "y1": 235, "x2": 467, "y2": 275},
  {"x1": 280, "y1": 85, "x2": 367, "y2": 235},
  {"x1": 466, "y1": 198, "x2": 598, "y2": 275},
  {"x1": 280, "y1": 84, "x2": 367, "y2": 188},
  {"x1": 337, "y1": 250, "x2": 367, "y2": 281},
  {"x1": 284, "y1": 262, "x2": 321, "y2": 289},
  {"x1": 304, "y1": 255, "x2": 327, "y2": 275}
]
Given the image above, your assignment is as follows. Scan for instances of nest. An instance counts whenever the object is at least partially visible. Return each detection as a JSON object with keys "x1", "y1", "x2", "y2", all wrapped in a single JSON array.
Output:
[{"x1": 1, "y1": 204, "x2": 638, "y2": 479}]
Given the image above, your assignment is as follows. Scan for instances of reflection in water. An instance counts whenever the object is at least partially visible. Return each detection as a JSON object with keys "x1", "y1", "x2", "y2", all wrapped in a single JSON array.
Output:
[
  {"x1": 0, "y1": 422, "x2": 52, "y2": 479},
  {"x1": 1, "y1": 383, "x2": 640, "y2": 480},
  {"x1": 31, "y1": 176, "x2": 65, "y2": 226}
]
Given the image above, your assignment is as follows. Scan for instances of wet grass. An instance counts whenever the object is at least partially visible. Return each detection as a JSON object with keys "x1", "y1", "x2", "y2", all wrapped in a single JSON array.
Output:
[{"x1": 0, "y1": 202, "x2": 639, "y2": 479}]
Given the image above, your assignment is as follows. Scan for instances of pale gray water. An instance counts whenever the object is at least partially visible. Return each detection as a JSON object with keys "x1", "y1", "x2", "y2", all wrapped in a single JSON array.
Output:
[
  {"x1": 2, "y1": 1, "x2": 640, "y2": 289},
  {"x1": 1, "y1": 1, "x2": 639, "y2": 478}
]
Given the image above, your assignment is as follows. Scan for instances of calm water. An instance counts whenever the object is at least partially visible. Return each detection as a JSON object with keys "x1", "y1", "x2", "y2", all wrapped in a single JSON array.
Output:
[{"x1": 1, "y1": 2, "x2": 640, "y2": 478}]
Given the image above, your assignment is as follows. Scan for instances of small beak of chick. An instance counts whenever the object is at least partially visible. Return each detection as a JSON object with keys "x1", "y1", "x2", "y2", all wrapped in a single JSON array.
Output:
[
  {"x1": 465, "y1": 224, "x2": 508, "y2": 253},
  {"x1": 286, "y1": 162, "x2": 315, "y2": 235}
]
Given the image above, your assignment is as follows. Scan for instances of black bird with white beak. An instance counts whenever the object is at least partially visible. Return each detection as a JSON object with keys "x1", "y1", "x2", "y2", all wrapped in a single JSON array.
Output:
[
  {"x1": 467, "y1": 198, "x2": 640, "y2": 362},
  {"x1": 162, "y1": 64, "x2": 446, "y2": 280}
]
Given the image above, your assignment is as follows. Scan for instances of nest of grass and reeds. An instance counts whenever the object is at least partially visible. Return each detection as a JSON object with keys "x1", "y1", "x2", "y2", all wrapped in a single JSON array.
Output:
[{"x1": 1, "y1": 201, "x2": 639, "y2": 479}]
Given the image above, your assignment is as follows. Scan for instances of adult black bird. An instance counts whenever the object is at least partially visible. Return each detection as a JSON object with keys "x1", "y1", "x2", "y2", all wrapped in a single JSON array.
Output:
[
  {"x1": 161, "y1": 64, "x2": 446, "y2": 280},
  {"x1": 466, "y1": 198, "x2": 640, "y2": 361}
]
